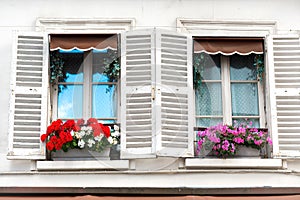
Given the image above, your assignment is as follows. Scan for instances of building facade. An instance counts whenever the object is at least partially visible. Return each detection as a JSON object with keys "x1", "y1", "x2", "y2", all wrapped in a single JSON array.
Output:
[{"x1": 0, "y1": 0, "x2": 300, "y2": 195}]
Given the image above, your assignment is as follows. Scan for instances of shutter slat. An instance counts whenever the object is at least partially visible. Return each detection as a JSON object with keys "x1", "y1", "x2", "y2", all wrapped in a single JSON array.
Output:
[
  {"x1": 7, "y1": 32, "x2": 48, "y2": 160},
  {"x1": 270, "y1": 35, "x2": 300, "y2": 157}
]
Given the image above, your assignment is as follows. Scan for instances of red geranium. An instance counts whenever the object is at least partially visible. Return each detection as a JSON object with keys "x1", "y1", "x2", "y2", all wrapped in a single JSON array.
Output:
[
  {"x1": 41, "y1": 118, "x2": 116, "y2": 153},
  {"x1": 77, "y1": 119, "x2": 85, "y2": 126},
  {"x1": 100, "y1": 123, "x2": 111, "y2": 138}
]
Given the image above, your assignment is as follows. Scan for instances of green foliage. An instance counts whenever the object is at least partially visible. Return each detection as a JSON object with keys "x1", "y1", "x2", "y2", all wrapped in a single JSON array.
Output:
[
  {"x1": 193, "y1": 53, "x2": 212, "y2": 98},
  {"x1": 49, "y1": 51, "x2": 67, "y2": 93},
  {"x1": 254, "y1": 54, "x2": 265, "y2": 82},
  {"x1": 103, "y1": 50, "x2": 120, "y2": 93}
]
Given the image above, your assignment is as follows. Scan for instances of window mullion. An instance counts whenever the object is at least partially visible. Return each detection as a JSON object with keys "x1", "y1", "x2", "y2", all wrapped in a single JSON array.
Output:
[
  {"x1": 83, "y1": 52, "x2": 92, "y2": 120},
  {"x1": 221, "y1": 56, "x2": 232, "y2": 125},
  {"x1": 258, "y1": 79, "x2": 266, "y2": 127}
]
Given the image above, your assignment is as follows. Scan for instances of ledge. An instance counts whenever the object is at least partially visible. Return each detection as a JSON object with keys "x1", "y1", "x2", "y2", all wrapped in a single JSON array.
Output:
[
  {"x1": 185, "y1": 158, "x2": 283, "y2": 169},
  {"x1": 37, "y1": 160, "x2": 130, "y2": 171}
]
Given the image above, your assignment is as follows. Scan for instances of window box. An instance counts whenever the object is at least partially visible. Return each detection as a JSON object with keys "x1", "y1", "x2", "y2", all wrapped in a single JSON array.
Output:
[{"x1": 51, "y1": 147, "x2": 111, "y2": 161}]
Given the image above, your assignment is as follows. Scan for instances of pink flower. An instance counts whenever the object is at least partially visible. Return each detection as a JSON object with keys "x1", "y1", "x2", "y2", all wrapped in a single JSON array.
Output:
[
  {"x1": 231, "y1": 143, "x2": 235, "y2": 152},
  {"x1": 222, "y1": 140, "x2": 230, "y2": 151},
  {"x1": 267, "y1": 137, "x2": 273, "y2": 145},
  {"x1": 254, "y1": 140, "x2": 263, "y2": 146},
  {"x1": 233, "y1": 137, "x2": 244, "y2": 144}
]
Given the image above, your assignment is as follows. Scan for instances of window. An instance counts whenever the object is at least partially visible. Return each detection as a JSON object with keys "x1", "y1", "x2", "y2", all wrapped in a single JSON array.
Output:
[
  {"x1": 53, "y1": 49, "x2": 118, "y2": 124},
  {"x1": 8, "y1": 29, "x2": 195, "y2": 160},
  {"x1": 193, "y1": 37, "x2": 265, "y2": 128},
  {"x1": 194, "y1": 53, "x2": 264, "y2": 127}
]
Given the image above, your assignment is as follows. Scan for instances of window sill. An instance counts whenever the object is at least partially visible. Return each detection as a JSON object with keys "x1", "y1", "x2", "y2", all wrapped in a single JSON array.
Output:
[
  {"x1": 37, "y1": 160, "x2": 129, "y2": 171},
  {"x1": 185, "y1": 158, "x2": 283, "y2": 169}
]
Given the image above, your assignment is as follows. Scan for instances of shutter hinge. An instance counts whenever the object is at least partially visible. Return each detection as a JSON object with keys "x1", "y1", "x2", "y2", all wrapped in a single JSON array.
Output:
[{"x1": 151, "y1": 87, "x2": 155, "y2": 100}]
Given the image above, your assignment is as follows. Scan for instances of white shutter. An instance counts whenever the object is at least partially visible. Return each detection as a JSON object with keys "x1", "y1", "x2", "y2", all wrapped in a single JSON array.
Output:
[
  {"x1": 268, "y1": 35, "x2": 300, "y2": 157},
  {"x1": 120, "y1": 30, "x2": 156, "y2": 158},
  {"x1": 7, "y1": 32, "x2": 49, "y2": 160},
  {"x1": 155, "y1": 30, "x2": 194, "y2": 157}
]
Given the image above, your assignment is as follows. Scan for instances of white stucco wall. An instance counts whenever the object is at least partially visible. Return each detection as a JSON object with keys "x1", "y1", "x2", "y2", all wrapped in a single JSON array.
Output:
[{"x1": 0, "y1": 1, "x2": 300, "y2": 191}]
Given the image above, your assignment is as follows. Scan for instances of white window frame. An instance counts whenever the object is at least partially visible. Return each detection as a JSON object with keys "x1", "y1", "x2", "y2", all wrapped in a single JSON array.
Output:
[
  {"x1": 52, "y1": 50, "x2": 119, "y2": 122},
  {"x1": 195, "y1": 54, "x2": 265, "y2": 127},
  {"x1": 177, "y1": 19, "x2": 276, "y2": 128},
  {"x1": 178, "y1": 19, "x2": 282, "y2": 167},
  {"x1": 36, "y1": 18, "x2": 135, "y2": 123},
  {"x1": 33, "y1": 18, "x2": 135, "y2": 169}
]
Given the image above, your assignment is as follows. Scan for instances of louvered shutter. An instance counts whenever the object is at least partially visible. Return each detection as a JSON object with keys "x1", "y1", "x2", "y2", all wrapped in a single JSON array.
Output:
[
  {"x1": 7, "y1": 32, "x2": 49, "y2": 160},
  {"x1": 120, "y1": 30, "x2": 156, "y2": 158},
  {"x1": 155, "y1": 30, "x2": 194, "y2": 157},
  {"x1": 267, "y1": 35, "x2": 300, "y2": 157}
]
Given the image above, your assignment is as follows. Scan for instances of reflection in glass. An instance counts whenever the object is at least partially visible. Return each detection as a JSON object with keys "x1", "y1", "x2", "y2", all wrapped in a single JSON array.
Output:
[
  {"x1": 230, "y1": 54, "x2": 256, "y2": 80},
  {"x1": 58, "y1": 85, "x2": 83, "y2": 119},
  {"x1": 60, "y1": 52, "x2": 84, "y2": 83},
  {"x1": 196, "y1": 118, "x2": 223, "y2": 127},
  {"x1": 195, "y1": 83, "x2": 222, "y2": 116},
  {"x1": 93, "y1": 50, "x2": 117, "y2": 83},
  {"x1": 201, "y1": 54, "x2": 221, "y2": 80},
  {"x1": 231, "y1": 83, "x2": 259, "y2": 116},
  {"x1": 233, "y1": 118, "x2": 260, "y2": 128},
  {"x1": 92, "y1": 85, "x2": 117, "y2": 119}
]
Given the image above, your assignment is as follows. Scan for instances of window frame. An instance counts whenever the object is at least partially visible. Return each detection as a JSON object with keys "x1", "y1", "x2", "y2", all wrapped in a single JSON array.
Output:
[
  {"x1": 177, "y1": 19, "x2": 275, "y2": 129},
  {"x1": 177, "y1": 19, "x2": 279, "y2": 162},
  {"x1": 195, "y1": 54, "x2": 265, "y2": 127},
  {"x1": 52, "y1": 50, "x2": 119, "y2": 123},
  {"x1": 36, "y1": 18, "x2": 135, "y2": 125}
]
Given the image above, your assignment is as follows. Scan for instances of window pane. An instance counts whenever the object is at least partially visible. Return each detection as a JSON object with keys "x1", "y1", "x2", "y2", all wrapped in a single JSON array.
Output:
[
  {"x1": 233, "y1": 118, "x2": 260, "y2": 128},
  {"x1": 57, "y1": 85, "x2": 83, "y2": 119},
  {"x1": 195, "y1": 83, "x2": 222, "y2": 115},
  {"x1": 60, "y1": 52, "x2": 84, "y2": 82},
  {"x1": 92, "y1": 50, "x2": 117, "y2": 82},
  {"x1": 92, "y1": 85, "x2": 117, "y2": 119},
  {"x1": 231, "y1": 83, "x2": 259, "y2": 116},
  {"x1": 194, "y1": 53, "x2": 221, "y2": 80},
  {"x1": 230, "y1": 54, "x2": 256, "y2": 80},
  {"x1": 196, "y1": 118, "x2": 223, "y2": 127}
]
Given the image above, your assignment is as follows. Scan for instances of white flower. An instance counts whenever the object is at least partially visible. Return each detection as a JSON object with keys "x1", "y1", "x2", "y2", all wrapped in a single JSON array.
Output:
[
  {"x1": 107, "y1": 136, "x2": 113, "y2": 144},
  {"x1": 79, "y1": 130, "x2": 86, "y2": 138},
  {"x1": 78, "y1": 139, "x2": 85, "y2": 148},
  {"x1": 70, "y1": 130, "x2": 74, "y2": 136},
  {"x1": 114, "y1": 125, "x2": 119, "y2": 131},
  {"x1": 81, "y1": 126, "x2": 88, "y2": 131},
  {"x1": 111, "y1": 130, "x2": 120, "y2": 137},
  {"x1": 87, "y1": 139, "x2": 95, "y2": 148},
  {"x1": 113, "y1": 139, "x2": 118, "y2": 145},
  {"x1": 74, "y1": 132, "x2": 80, "y2": 139}
]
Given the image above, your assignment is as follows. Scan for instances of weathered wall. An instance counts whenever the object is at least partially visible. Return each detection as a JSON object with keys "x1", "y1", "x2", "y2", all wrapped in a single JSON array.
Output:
[{"x1": 0, "y1": 0, "x2": 300, "y2": 174}]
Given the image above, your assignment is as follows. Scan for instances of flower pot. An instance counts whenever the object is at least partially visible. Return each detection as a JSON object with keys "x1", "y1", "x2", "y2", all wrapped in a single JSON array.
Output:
[
  {"x1": 235, "y1": 146, "x2": 261, "y2": 158},
  {"x1": 109, "y1": 144, "x2": 120, "y2": 160},
  {"x1": 51, "y1": 147, "x2": 111, "y2": 161}
]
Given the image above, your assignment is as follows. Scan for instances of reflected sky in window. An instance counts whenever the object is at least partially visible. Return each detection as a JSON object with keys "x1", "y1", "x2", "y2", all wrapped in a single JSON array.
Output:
[{"x1": 58, "y1": 85, "x2": 83, "y2": 119}]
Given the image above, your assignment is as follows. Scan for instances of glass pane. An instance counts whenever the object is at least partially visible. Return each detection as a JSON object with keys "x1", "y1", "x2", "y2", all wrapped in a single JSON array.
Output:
[
  {"x1": 98, "y1": 119, "x2": 116, "y2": 124},
  {"x1": 231, "y1": 83, "x2": 259, "y2": 116},
  {"x1": 92, "y1": 85, "x2": 117, "y2": 119},
  {"x1": 57, "y1": 85, "x2": 83, "y2": 119},
  {"x1": 230, "y1": 54, "x2": 256, "y2": 80},
  {"x1": 195, "y1": 82, "x2": 222, "y2": 115},
  {"x1": 194, "y1": 53, "x2": 221, "y2": 80},
  {"x1": 60, "y1": 52, "x2": 84, "y2": 82},
  {"x1": 233, "y1": 118, "x2": 260, "y2": 128},
  {"x1": 92, "y1": 50, "x2": 117, "y2": 82},
  {"x1": 196, "y1": 118, "x2": 223, "y2": 127}
]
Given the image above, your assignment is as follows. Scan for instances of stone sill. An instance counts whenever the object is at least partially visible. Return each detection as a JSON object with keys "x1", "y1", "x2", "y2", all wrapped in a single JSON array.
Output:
[
  {"x1": 185, "y1": 158, "x2": 283, "y2": 169},
  {"x1": 37, "y1": 160, "x2": 129, "y2": 171}
]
